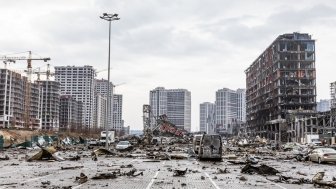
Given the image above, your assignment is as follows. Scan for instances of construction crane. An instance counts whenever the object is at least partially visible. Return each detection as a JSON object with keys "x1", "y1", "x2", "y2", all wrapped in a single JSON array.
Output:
[
  {"x1": 0, "y1": 51, "x2": 50, "y2": 129},
  {"x1": 32, "y1": 64, "x2": 54, "y2": 81},
  {"x1": 0, "y1": 51, "x2": 50, "y2": 81}
]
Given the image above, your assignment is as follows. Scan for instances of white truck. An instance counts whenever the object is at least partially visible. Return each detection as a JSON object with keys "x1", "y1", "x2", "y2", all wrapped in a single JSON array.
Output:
[{"x1": 100, "y1": 131, "x2": 115, "y2": 146}]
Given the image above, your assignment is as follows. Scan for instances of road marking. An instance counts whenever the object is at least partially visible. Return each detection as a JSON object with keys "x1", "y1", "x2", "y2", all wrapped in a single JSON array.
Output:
[
  {"x1": 145, "y1": 159, "x2": 166, "y2": 189},
  {"x1": 204, "y1": 172, "x2": 220, "y2": 189},
  {"x1": 146, "y1": 171, "x2": 159, "y2": 189},
  {"x1": 257, "y1": 176, "x2": 287, "y2": 189}
]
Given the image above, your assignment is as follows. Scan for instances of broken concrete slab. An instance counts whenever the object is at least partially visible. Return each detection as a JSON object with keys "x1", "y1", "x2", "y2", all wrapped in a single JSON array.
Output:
[
  {"x1": 92, "y1": 172, "x2": 118, "y2": 180},
  {"x1": 241, "y1": 164, "x2": 279, "y2": 175},
  {"x1": 173, "y1": 168, "x2": 188, "y2": 176},
  {"x1": 75, "y1": 173, "x2": 88, "y2": 184},
  {"x1": 312, "y1": 172, "x2": 336, "y2": 188},
  {"x1": 92, "y1": 148, "x2": 115, "y2": 156},
  {"x1": 0, "y1": 155, "x2": 9, "y2": 160},
  {"x1": 27, "y1": 146, "x2": 64, "y2": 162},
  {"x1": 61, "y1": 165, "x2": 84, "y2": 170}
]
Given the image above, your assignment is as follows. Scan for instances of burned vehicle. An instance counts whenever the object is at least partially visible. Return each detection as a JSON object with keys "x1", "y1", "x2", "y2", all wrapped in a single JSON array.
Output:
[{"x1": 198, "y1": 134, "x2": 222, "y2": 161}]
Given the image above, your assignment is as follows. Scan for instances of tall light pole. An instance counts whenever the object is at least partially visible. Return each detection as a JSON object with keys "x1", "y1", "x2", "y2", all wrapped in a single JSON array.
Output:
[{"x1": 100, "y1": 13, "x2": 120, "y2": 149}]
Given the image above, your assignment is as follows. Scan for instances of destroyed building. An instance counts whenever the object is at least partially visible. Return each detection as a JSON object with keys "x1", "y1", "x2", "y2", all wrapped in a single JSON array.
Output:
[{"x1": 245, "y1": 32, "x2": 316, "y2": 141}]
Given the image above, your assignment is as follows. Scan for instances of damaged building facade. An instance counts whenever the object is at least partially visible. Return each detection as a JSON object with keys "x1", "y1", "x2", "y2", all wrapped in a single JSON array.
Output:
[{"x1": 245, "y1": 32, "x2": 316, "y2": 142}]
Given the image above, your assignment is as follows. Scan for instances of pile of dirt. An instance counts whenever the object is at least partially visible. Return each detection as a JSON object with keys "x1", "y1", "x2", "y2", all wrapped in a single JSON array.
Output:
[
  {"x1": 0, "y1": 130, "x2": 40, "y2": 146},
  {"x1": 0, "y1": 129, "x2": 100, "y2": 147}
]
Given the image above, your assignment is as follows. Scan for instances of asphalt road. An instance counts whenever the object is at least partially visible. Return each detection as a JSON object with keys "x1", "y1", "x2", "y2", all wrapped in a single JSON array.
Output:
[{"x1": 0, "y1": 149, "x2": 335, "y2": 189}]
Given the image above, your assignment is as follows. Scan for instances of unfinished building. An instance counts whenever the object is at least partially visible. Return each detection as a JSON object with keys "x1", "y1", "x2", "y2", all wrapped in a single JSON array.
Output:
[
  {"x1": 59, "y1": 95, "x2": 83, "y2": 132},
  {"x1": 245, "y1": 32, "x2": 316, "y2": 141},
  {"x1": 37, "y1": 80, "x2": 60, "y2": 131},
  {"x1": 0, "y1": 69, "x2": 41, "y2": 129}
]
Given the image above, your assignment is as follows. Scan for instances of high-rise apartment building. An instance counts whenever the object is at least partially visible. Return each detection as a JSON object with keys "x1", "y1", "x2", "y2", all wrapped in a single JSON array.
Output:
[
  {"x1": 37, "y1": 80, "x2": 60, "y2": 131},
  {"x1": 113, "y1": 94, "x2": 123, "y2": 131},
  {"x1": 199, "y1": 102, "x2": 216, "y2": 134},
  {"x1": 215, "y1": 88, "x2": 242, "y2": 135},
  {"x1": 55, "y1": 66, "x2": 95, "y2": 128},
  {"x1": 316, "y1": 99, "x2": 331, "y2": 112},
  {"x1": 93, "y1": 94, "x2": 107, "y2": 129},
  {"x1": 59, "y1": 95, "x2": 83, "y2": 131},
  {"x1": 245, "y1": 32, "x2": 316, "y2": 139},
  {"x1": 94, "y1": 79, "x2": 115, "y2": 130},
  {"x1": 150, "y1": 87, "x2": 191, "y2": 132},
  {"x1": 237, "y1": 89, "x2": 246, "y2": 122}
]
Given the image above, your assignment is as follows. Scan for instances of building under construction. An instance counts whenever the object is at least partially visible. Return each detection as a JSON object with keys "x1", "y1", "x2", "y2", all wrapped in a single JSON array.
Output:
[
  {"x1": 59, "y1": 95, "x2": 83, "y2": 131},
  {"x1": 0, "y1": 69, "x2": 41, "y2": 129},
  {"x1": 36, "y1": 80, "x2": 60, "y2": 131},
  {"x1": 245, "y1": 32, "x2": 316, "y2": 141}
]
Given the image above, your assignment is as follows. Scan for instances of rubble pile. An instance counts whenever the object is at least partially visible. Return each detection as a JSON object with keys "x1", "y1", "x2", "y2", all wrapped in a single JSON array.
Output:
[{"x1": 0, "y1": 133, "x2": 336, "y2": 188}]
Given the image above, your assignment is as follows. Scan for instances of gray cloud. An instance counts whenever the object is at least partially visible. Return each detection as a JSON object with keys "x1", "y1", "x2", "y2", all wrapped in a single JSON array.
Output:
[{"x1": 0, "y1": 0, "x2": 335, "y2": 131}]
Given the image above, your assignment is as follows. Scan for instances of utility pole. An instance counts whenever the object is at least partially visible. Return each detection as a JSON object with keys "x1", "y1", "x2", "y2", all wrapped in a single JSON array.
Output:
[{"x1": 100, "y1": 13, "x2": 120, "y2": 149}]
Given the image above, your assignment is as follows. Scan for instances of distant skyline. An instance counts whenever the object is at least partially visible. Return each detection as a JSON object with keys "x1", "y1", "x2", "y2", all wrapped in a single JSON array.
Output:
[{"x1": 1, "y1": 0, "x2": 336, "y2": 131}]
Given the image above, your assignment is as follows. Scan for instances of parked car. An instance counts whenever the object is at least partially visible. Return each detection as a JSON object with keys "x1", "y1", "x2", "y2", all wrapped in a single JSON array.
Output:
[
  {"x1": 308, "y1": 148, "x2": 336, "y2": 164},
  {"x1": 88, "y1": 139, "x2": 99, "y2": 146},
  {"x1": 115, "y1": 141, "x2": 132, "y2": 151}
]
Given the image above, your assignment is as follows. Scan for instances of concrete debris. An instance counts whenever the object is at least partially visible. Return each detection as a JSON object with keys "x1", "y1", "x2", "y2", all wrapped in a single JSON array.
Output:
[
  {"x1": 92, "y1": 148, "x2": 115, "y2": 156},
  {"x1": 173, "y1": 168, "x2": 188, "y2": 176},
  {"x1": 75, "y1": 173, "x2": 88, "y2": 184},
  {"x1": 216, "y1": 168, "x2": 230, "y2": 174},
  {"x1": 266, "y1": 175, "x2": 311, "y2": 185},
  {"x1": 312, "y1": 172, "x2": 336, "y2": 188},
  {"x1": 120, "y1": 164, "x2": 133, "y2": 168},
  {"x1": 61, "y1": 165, "x2": 84, "y2": 170},
  {"x1": 91, "y1": 167, "x2": 144, "y2": 180},
  {"x1": 65, "y1": 155, "x2": 80, "y2": 161},
  {"x1": 143, "y1": 160, "x2": 161, "y2": 162},
  {"x1": 296, "y1": 171, "x2": 307, "y2": 176},
  {"x1": 239, "y1": 176, "x2": 247, "y2": 181},
  {"x1": 41, "y1": 181, "x2": 51, "y2": 185},
  {"x1": 92, "y1": 172, "x2": 118, "y2": 180},
  {"x1": 0, "y1": 155, "x2": 9, "y2": 160},
  {"x1": 27, "y1": 146, "x2": 64, "y2": 162},
  {"x1": 241, "y1": 164, "x2": 279, "y2": 175},
  {"x1": 124, "y1": 168, "x2": 143, "y2": 177}
]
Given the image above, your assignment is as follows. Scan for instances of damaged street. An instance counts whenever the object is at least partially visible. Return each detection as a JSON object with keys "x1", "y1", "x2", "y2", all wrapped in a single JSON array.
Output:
[{"x1": 1, "y1": 133, "x2": 336, "y2": 189}]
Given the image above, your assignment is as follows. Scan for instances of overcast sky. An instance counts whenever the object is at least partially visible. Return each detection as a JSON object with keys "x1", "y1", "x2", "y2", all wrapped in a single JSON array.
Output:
[{"x1": 1, "y1": 0, "x2": 336, "y2": 131}]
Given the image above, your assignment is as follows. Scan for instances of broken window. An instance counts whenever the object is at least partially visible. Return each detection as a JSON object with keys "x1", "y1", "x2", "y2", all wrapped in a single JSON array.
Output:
[{"x1": 306, "y1": 52, "x2": 314, "y2": 60}]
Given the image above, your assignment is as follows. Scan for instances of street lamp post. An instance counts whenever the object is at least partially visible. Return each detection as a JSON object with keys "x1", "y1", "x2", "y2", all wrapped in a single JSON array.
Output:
[{"x1": 100, "y1": 13, "x2": 120, "y2": 149}]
